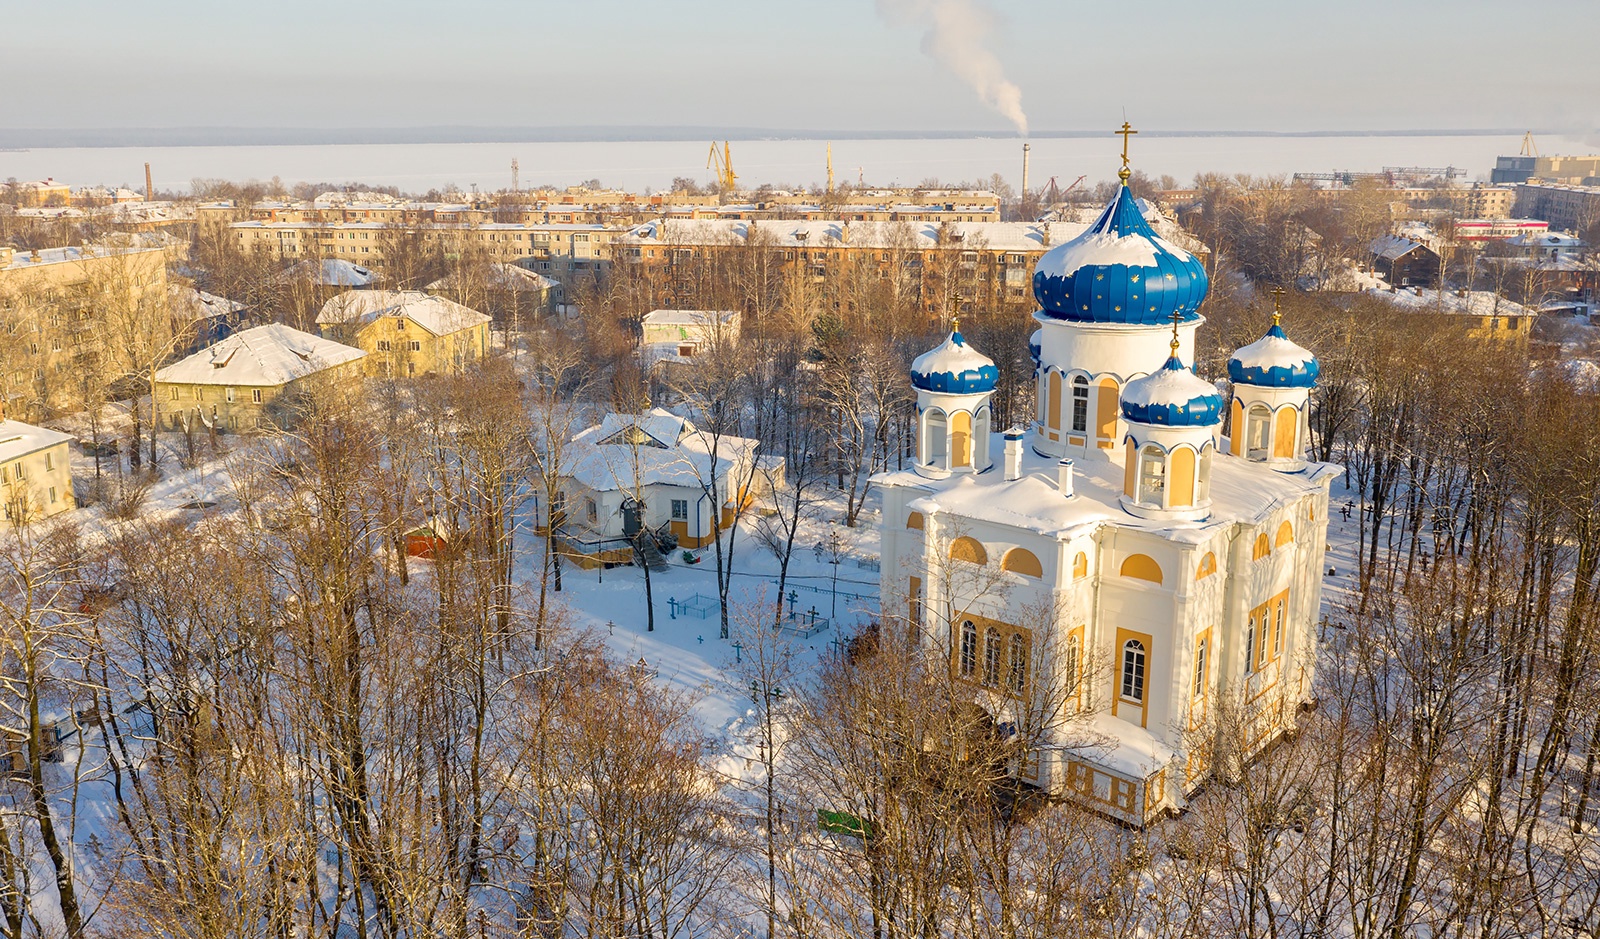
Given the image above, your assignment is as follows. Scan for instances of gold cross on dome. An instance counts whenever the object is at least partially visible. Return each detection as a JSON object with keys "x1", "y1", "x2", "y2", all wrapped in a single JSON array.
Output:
[
  {"x1": 1169, "y1": 308, "x2": 1182, "y2": 355},
  {"x1": 1116, "y1": 121, "x2": 1138, "y2": 184},
  {"x1": 1270, "y1": 286, "x2": 1286, "y2": 326}
]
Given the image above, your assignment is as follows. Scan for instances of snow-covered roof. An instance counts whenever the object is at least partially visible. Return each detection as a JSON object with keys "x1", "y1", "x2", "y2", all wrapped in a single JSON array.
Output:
[
  {"x1": 276, "y1": 258, "x2": 377, "y2": 287},
  {"x1": 564, "y1": 409, "x2": 758, "y2": 494},
  {"x1": 0, "y1": 420, "x2": 74, "y2": 462},
  {"x1": 156, "y1": 324, "x2": 365, "y2": 387},
  {"x1": 169, "y1": 285, "x2": 246, "y2": 322},
  {"x1": 312, "y1": 191, "x2": 402, "y2": 207},
  {"x1": 594, "y1": 409, "x2": 685, "y2": 448},
  {"x1": 424, "y1": 263, "x2": 559, "y2": 293},
  {"x1": 1065, "y1": 712, "x2": 1178, "y2": 779},
  {"x1": 642, "y1": 309, "x2": 738, "y2": 327},
  {"x1": 886, "y1": 441, "x2": 1336, "y2": 546},
  {"x1": 1, "y1": 243, "x2": 166, "y2": 271},
  {"x1": 622, "y1": 218, "x2": 1088, "y2": 253},
  {"x1": 1508, "y1": 232, "x2": 1586, "y2": 248},
  {"x1": 316, "y1": 290, "x2": 490, "y2": 337},
  {"x1": 910, "y1": 330, "x2": 999, "y2": 394},
  {"x1": 1363, "y1": 286, "x2": 1536, "y2": 319},
  {"x1": 1120, "y1": 355, "x2": 1224, "y2": 427},
  {"x1": 1370, "y1": 234, "x2": 1432, "y2": 261},
  {"x1": 1228, "y1": 324, "x2": 1319, "y2": 389}
]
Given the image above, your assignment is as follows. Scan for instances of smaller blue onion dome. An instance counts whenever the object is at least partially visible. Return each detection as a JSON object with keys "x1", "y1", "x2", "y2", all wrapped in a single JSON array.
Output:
[
  {"x1": 1228, "y1": 322, "x2": 1319, "y2": 388},
  {"x1": 1028, "y1": 328, "x2": 1042, "y2": 367},
  {"x1": 1032, "y1": 186, "x2": 1209, "y2": 325},
  {"x1": 910, "y1": 329, "x2": 999, "y2": 394},
  {"x1": 1121, "y1": 354, "x2": 1224, "y2": 426}
]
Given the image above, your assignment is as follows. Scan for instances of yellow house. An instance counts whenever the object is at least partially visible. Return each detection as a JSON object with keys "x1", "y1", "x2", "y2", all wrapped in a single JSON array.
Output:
[
  {"x1": 315, "y1": 290, "x2": 491, "y2": 378},
  {"x1": 153, "y1": 324, "x2": 366, "y2": 433},
  {"x1": 0, "y1": 243, "x2": 171, "y2": 420},
  {"x1": 0, "y1": 420, "x2": 75, "y2": 527}
]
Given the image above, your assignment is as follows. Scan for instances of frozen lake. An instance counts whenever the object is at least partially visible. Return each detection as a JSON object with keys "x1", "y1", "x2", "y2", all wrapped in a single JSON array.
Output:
[{"x1": 1, "y1": 133, "x2": 1579, "y2": 196}]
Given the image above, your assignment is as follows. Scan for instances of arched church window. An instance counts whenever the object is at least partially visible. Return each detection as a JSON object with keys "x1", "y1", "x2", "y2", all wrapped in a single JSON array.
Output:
[
  {"x1": 983, "y1": 627, "x2": 1002, "y2": 687},
  {"x1": 949, "y1": 536, "x2": 988, "y2": 565},
  {"x1": 1139, "y1": 445, "x2": 1166, "y2": 505},
  {"x1": 926, "y1": 410, "x2": 947, "y2": 466},
  {"x1": 1273, "y1": 600, "x2": 1285, "y2": 658},
  {"x1": 959, "y1": 621, "x2": 977, "y2": 678},
  {"x1": 1197, "y1": 444, "x2": 1213, "y2": 502},
  {"x1": 1245, "y1": 615, "x2": 1257, "y2": 674},
  {"x1": 1121, "y1": 639, "x2": 1146, "y2": 702},
  {"x1": 1065, "y1": 633, "x2": 1082, "y2": 699},
  {"x1": 1071, "y1": 375, "x2": 1089, "y2": 433},
  {"x1": 1246, "y1": 405, "x2": 1271, "y2": 460},
  {"x1": 1047, "y1": 371, "x2": 1062, "y2": 431},
  {"x1": 1274, "y1": 406, "x2": 1299, "y2": 459},
  {"x1": 1001, "y1": 548, "x2": 1043, "y2": 577},
  {"x1": 974, "y1": 407, "x2": 991, "y2": 466},
  {"x1": 1008, "y1": 634, "x2": 1028, "y2": 695},
  {"x1": 951, "y1": 411, "x2": 972, "y2": 469}
]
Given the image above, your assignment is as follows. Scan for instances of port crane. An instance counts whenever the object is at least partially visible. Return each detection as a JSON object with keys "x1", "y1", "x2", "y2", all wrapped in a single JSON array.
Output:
[{"x1": 707, "y1": 141, "x2": 737, "y2": 192}]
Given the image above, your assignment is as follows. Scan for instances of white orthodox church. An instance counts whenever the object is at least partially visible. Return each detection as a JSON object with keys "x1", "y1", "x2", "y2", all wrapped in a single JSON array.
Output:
[{"x1": 874, "y1": 151, "x2": 1336, "y2": 825}]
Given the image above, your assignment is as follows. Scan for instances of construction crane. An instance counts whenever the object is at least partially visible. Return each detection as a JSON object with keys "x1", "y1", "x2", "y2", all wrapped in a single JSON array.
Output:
[
  {"x1": 826, "y1": 142, "x2": 834, "y2": 193},
  {"x1": 511, "y1": 157, "x2": 519, "y2": 193},
  {"x1": 1521, "y1": 131, "x2": 1540, "y2": 157},
  {"x1": 1043, "y1": 174, "x2": 1086, "y2": 206},
  {"x1": 707, "y1": 141, "x2": 737, "y2": 192}
]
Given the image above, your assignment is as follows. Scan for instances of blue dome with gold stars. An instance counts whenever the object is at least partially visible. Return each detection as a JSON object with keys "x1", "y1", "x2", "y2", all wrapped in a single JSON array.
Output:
[
  {"x1": 910, "y1": 329, "x2": 999, "y2": 394},
  {"x1": 1228, "y1": 323, "x2": 1319, "y2": 389},
  {"x1": 1032, "y1": 186, "x2": 1209, "y2": 326},
  {"x1": 1120, "y1": 354, "x2": 1224, "y2": 427}
]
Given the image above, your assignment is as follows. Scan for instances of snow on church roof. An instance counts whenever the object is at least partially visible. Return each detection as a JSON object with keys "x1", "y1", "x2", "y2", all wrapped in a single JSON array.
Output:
[
  {"x1": 890, "y1": 445, "x2": 1335, "y2": 546},
  {"x1": 1120, "y1": 355, "x2": 1224, "y2": 427},
  {"x1": 910, "y1": 330, "x2": 999, "y2": 394},
  {"x1": 1032, "y1": 186, "x2": 1209, "y2": 326},
  {"x1": 1228, "y1": 324, "x2": 1319, "y2": 388},
  {"x1": 156, "y1": 324, "x2": 365, "y2": 387}
]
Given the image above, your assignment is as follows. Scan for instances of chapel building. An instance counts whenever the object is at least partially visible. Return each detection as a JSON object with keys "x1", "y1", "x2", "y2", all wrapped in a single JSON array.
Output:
[{"x1": 874, "y1": 141, "x2": 1336, "y2": 825}]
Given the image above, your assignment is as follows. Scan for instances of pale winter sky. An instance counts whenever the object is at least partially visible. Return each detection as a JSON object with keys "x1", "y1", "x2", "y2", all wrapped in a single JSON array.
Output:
[{"x1": 2, "y1": 0, "x2": 1595, "y2": 135}]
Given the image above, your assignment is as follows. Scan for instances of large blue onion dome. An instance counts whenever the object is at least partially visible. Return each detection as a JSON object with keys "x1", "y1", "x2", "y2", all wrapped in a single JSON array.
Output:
[
  {"x1": 1033, "y1": 186, "x2": 1209, "y2": 325},
  {"x1": 910, "y1": 328, "x2": 999, "y2": 394},
  {"x1": 1228, "y1": 322, "x2": 1319, "y2": 388},
  {"x1": 1121, "y1": 354, "x2": 1224, "y2": 426}
]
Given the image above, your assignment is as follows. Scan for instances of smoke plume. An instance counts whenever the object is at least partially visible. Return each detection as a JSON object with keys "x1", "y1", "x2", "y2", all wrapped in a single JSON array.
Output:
[{"x1": 879, "y1": 0, "x2": 1029, "y2": 136}]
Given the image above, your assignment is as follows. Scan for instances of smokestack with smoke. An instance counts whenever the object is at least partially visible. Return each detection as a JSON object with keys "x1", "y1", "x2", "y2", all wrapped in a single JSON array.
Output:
[{"x1": 879, "y1": 0, "x2": 1029, "y2": 136}]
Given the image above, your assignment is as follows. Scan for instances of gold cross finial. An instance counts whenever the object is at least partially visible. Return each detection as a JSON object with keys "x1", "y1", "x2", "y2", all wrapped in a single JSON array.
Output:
[
  {"x1": 950, "y1": 293, "x2": 965, "y2": 334},
  {"x1": 1116, "y1": 121, "x2": 1138, "y2": 185},
  {"x1": 1270, "y1": 286, "x2": 1285, "y2": 327},
  {"x1": 1169, "y1": 308, "x2": 1182, "y2": 356}
]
